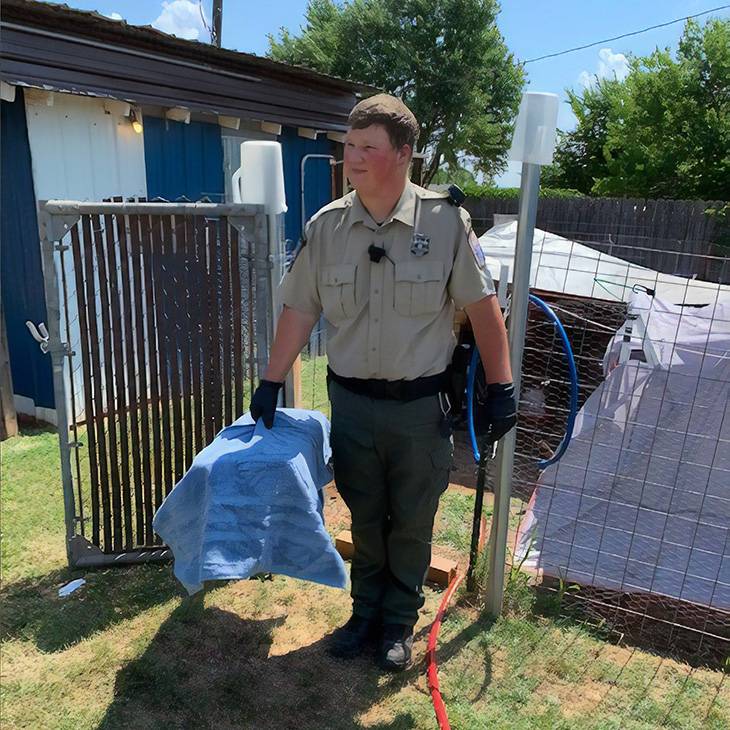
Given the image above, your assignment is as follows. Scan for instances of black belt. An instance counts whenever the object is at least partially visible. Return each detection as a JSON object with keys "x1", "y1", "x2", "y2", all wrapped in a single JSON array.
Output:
[{"x1": 327, "y1": 366, "x2": 448, "y2": 402}]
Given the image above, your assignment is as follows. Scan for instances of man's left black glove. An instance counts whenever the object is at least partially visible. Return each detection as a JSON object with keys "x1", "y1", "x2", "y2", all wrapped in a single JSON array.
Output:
[
  {"x1": 249, "y1": 380, "x2": 283, "y2": 429},
  {"x1": 479, "y1": 382, "x2": 517, "y2": 444}
]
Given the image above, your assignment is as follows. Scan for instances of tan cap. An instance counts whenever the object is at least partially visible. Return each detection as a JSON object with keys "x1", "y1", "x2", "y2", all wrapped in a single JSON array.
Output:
[{"x1": 348, "y1": 93, "x2": 419, "y2": 149}]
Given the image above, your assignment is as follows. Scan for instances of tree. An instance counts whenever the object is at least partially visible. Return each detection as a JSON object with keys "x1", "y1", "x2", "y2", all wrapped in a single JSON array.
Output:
[
  {"x1": 430, "y1": 165, "x2": 478, "y2": 188},
  {"x1": 268, "y1": 0, "x2": 524, "y2": 185},
  {"x1": 549, "y1": 19, "x2": 730, "y2": 200},
  {"x1": 547, "y1": 78, "x2": 627, "y2": 195}
]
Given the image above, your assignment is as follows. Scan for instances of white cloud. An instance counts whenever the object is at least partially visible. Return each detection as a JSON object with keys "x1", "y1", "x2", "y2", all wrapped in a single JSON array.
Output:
[
  {"x1": 578, "y1": 47, "x2": 630, "y2": 88},
  {"x1": 152, "y1": 0, "x2": 210, "y2": 41},
  {"x1": 104, "y1": 11, "x2": 123, "y2": 20}
]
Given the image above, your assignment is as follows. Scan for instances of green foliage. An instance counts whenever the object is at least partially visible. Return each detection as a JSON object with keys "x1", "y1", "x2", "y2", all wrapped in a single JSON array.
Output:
[
  {"x1": 549, "y1": 18, "x2": 730, "y2": 200},
  {"x1": 705, "y1": 202, "x2": 730, "y2": 247},
  {"x1": 461, "y1": 182, "x2": 584, "y2": 199},
  {"x1": 268, "y1": 0, "x2": 524, "y2": 184},
  {"x1": 430, "y1": 164, "x2": 478, "y2": 188}
]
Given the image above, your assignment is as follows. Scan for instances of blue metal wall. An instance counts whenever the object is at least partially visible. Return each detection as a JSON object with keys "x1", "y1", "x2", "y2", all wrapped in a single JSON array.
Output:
[
  {"x1": 1, "y1": 89, "x2": 54, "y2": 409},
  {"x1": 143, "y1": 117, "x2": 225, "y2": 202},
  {"x1": 280, "y1": 127, "x2": 335, "y2": 247}
]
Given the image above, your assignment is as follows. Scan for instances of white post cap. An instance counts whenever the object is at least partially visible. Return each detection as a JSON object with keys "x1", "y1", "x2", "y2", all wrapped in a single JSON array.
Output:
[
  {"x1": 508, "y1": 92, "x2": 559, "y2": 165},
  {"x1": 232, "y1": 141, "x2": 287, "y2": 214}
]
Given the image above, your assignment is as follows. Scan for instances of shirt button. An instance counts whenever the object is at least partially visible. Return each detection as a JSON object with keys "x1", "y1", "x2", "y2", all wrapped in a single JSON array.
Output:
[
  {"x1": 374, "y1": 318, "x2": 379, "y2": 323},
  {"x1": 371, "y1": 347, "x2": 376, "y2": 352}
]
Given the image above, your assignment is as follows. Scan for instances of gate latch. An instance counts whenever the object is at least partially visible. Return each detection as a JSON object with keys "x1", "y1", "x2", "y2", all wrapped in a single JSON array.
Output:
[{"x1": 26, "y1": 321, "x2": 49, "y2": 353}]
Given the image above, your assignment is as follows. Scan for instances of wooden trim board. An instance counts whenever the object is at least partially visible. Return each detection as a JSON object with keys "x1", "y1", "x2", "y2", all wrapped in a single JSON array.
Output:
[{"x1": 335, "y1": 530, "x2": 457, "y2": 588}]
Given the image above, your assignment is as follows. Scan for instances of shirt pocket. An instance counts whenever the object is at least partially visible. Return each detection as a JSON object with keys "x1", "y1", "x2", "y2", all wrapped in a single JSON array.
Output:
[
  {"x1": 320, "y1": 264, "x2": 357, "y2": 322},
  {"x1": 394, "y1": 260, "x2": 445, "y2": 316}
]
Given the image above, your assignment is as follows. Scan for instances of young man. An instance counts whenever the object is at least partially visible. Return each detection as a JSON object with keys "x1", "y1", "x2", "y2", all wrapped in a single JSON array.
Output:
[{"x1": 249, "y1": 94, "x2": 515, "y2": 671}]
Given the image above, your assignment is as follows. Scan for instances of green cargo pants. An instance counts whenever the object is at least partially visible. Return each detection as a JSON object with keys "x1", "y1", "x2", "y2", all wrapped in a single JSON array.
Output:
[{"x1": 328, "y1": 379, "x2": 453, "y2": 627}]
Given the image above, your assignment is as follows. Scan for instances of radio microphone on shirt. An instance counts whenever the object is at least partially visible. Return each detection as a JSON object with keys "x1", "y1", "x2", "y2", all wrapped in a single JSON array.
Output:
[{"x1": 368, "y1": 244, "x2": 387, "y2": 263}]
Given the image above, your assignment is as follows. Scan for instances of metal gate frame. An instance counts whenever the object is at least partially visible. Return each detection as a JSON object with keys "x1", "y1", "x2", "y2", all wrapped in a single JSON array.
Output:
[{"x1": 36, "y1": 200, "x2": 281, "y2": 569}]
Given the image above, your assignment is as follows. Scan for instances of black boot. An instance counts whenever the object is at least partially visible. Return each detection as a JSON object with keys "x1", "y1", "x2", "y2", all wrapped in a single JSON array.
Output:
[
  {"x1": 326, "y1": 614, "x2": 380, "y2": 659},
  {"x1": 377, "y1": 623, "x2": 414, "y2": 672}
]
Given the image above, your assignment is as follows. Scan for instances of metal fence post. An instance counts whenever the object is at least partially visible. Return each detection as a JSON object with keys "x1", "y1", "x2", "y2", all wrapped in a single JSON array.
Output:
[
  {"x1": 253, "y1": 212, "x2": 271, "y2": 383},
  {"x1": 37, "y1": 209, "x2": 78, "y2": 567},
  {"x1": 485, "y1": 162, "x2": 541, "y2": 617}
]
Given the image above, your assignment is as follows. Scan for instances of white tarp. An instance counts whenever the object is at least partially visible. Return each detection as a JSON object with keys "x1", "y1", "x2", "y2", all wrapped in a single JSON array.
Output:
[
  {"x1": 479, "y1": 221, "x2": 730, "y2": 307},
  {"x1": 517, "y1": 294, "x2": 730, "y2": 609}
]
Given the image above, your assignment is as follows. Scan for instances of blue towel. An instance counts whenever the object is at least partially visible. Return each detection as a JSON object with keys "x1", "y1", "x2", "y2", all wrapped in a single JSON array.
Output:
[{"x1": 152, "y1": 408, "x2": 348, "y2": 595}]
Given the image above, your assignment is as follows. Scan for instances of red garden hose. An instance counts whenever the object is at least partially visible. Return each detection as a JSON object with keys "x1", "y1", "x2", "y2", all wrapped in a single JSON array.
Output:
[
  {"x1": 426, "y1": 516, "x2": 487, "y2": 729},
  {"x1": 427, "y1": 570, "x2": 464, "y2": 729}
]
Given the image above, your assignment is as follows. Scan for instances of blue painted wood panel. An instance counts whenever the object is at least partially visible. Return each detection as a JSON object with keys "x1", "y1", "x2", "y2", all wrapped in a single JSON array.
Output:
[{"x1": 1, "y1": 88, "x2": 54, "y2": 409}]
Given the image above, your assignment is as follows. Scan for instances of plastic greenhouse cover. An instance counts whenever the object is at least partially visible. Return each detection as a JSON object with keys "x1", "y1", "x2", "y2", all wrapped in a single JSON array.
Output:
[
  {"x1": 478, "y1": 221, "x2": 730, "y2": 306},
  {"x1": 517, "y1": 294, "x2": 730, "y2": 609}
]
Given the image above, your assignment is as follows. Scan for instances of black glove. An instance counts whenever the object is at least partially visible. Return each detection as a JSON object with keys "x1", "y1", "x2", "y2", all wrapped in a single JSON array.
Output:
[
  {"x1": 249, "y1": 380, "x2": 283, "y2": 429},
  {"x1": 477, "y1": 382, "x2": 517, "y2": 444}
]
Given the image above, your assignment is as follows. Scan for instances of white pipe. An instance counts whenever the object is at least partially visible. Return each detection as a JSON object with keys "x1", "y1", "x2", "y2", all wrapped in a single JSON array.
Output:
[
  {"x1": 485, "y1": 161, "x2": 541, "y2": 618},
  {"x1": 300, "y1": 154, "x2": 335, "y2": 235}
]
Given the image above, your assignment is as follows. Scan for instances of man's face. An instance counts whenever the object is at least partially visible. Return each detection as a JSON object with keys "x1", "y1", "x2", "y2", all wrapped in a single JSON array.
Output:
[{"x1": 344, "y1": 124, "x2": 410, "y2": 194}]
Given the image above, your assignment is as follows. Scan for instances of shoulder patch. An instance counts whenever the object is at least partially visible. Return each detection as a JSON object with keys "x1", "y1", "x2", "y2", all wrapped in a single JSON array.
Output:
[
  {"x1": 468, "y1": 228, "x2": 486, "y2": 269},
  {"x1": 288, "y1": 235, "x2": 307, "y2": 272}
]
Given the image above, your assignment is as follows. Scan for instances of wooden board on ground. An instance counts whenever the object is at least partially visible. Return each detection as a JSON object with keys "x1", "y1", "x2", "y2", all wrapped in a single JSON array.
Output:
[{"x1": 335, "y1": 530, "x2": 458, "y2": 588}]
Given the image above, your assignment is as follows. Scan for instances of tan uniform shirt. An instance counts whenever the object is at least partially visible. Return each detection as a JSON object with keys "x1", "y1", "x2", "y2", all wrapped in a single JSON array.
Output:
[{"x1": 280, "y1": 181, "x2": 495, "y2": 380}]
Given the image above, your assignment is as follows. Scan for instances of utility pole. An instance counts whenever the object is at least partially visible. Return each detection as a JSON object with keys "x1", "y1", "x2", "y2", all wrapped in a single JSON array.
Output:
[{"x1": 212, "y1": 0, "x2": 223, "y2": 47}]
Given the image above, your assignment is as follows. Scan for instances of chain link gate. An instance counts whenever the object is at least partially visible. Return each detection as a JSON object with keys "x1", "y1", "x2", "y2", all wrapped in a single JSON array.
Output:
[{"x1": 36, "y1": 200, "x2": 280, "y2": 568}]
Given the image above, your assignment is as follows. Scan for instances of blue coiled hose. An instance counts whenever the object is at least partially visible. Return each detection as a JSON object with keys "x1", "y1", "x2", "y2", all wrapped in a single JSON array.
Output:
[{"x1": 466, "y1": 293, "x2": 579, "y2": 469}]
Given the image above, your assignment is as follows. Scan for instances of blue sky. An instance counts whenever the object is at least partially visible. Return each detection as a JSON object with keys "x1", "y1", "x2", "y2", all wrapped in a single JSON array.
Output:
[{"x1": 40, "y1": 1, "x2": 730, "y2": 185}]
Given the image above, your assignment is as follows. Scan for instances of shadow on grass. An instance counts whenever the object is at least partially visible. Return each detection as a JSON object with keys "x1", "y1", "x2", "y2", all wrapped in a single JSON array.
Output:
[
  {"x1": 0, "y1": 562, "x2": 183, "y2": 653},
  {"x1": 14, "y1": 420, "x2": 59, "y2": 437},
  {"x1": 96, "y1": 592, "x2": 445, "y2": 730}
]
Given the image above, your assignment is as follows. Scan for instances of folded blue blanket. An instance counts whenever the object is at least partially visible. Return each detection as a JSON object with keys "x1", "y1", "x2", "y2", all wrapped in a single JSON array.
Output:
[{"x1": 152, "y1": 408, "x2": 348, "y2": 594}]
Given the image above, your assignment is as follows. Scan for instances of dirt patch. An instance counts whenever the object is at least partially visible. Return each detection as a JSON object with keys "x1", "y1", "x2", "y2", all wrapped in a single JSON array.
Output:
[{"x1": 533, "y1": 677, "x2": 608, "y2": 717}]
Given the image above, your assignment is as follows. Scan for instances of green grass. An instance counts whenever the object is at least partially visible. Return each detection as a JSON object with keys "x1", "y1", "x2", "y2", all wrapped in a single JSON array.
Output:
[{"x1": 1, "y1": 424, "x2": 728, "y2": 730}]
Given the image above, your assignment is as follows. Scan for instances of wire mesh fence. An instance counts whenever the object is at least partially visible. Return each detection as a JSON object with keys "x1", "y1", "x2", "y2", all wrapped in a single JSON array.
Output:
[{"x1": 496, "y1": 231, "x2": 730, "y2": 668}]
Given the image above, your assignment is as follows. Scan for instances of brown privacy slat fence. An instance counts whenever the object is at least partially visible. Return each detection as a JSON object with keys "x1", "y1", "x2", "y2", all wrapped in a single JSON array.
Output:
[
  {"x1": 465, "y1": 197, "x2": 729, "y2": 283},
  {"x1": 38, "y1": 201, "x2": 268, "y2": 565}
]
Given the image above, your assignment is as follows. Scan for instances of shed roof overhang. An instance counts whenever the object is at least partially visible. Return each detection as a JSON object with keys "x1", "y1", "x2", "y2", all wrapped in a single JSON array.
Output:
[{"x1": 1, "y1": 0, "x2": 378, "y2": 132}]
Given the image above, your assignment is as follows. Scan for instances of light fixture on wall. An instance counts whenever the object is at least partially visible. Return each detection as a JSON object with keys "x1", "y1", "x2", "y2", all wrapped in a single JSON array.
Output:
[{"x1": 129, "y1": 108, "x2": 143, "y2": 134}]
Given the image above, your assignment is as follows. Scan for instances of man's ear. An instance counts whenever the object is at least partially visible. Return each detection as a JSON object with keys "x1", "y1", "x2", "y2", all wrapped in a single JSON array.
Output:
[{"x1": 398, "y1": 144, "x2": 413, "y2": 165}]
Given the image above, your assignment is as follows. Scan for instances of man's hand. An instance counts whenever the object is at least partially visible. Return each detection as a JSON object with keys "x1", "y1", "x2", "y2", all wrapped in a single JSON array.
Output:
[
  {"x1": 249, "y1": 380, "x2": 283, "y2": 429},
  {"x1": 479, "y1": 382, "x2": 517, "y2": 444}
]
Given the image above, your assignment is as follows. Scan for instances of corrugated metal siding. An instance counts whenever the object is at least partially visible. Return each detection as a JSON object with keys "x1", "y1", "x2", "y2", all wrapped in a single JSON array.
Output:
[
  {"x1": 280, "y1": 127, "x2": 335, "y2": 246},
  {"x1": 144, "y1": 116, "x2": 225, "y2": 202},
  {"x1": 0, "y1": 88, "x2": 54, "y2": 411},
  {"x1": 23, "y1": 90, "x2": 148, "y2": 422},
  {"x1": 24, "y1": 89, "x2": 147, "y2": 200}
]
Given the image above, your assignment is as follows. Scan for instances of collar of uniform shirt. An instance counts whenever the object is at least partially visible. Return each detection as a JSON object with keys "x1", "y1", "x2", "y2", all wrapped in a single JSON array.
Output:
[{"x1": 349, "y1": 180, "x2": 418, "y2": 230}]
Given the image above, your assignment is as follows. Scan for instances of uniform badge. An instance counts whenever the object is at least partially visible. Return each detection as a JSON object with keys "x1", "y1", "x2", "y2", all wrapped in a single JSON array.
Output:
[
  {"x1": 288, "y1": 235, "x2": 307, "y2": 272},
  {"x1": 410, "y1": 233, "x2": 430, "y2": 256},
  {"x1": 468, "y1": 229, "x2": 486, "y2": 269}
]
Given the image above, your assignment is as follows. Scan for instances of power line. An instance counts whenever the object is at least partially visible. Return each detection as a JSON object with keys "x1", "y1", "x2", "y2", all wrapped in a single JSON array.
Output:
[{"x1": 523, "y1": 5, "x2": 730, "y2": 64}]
